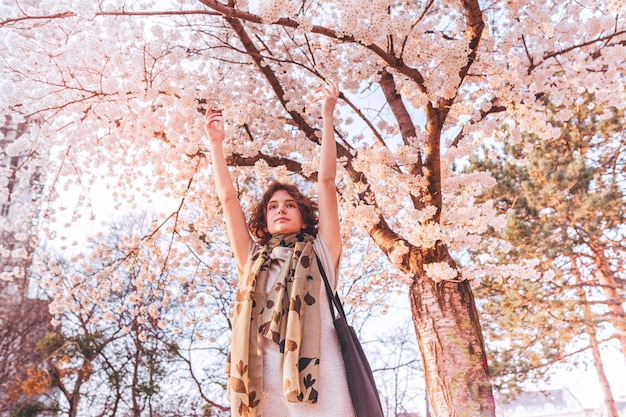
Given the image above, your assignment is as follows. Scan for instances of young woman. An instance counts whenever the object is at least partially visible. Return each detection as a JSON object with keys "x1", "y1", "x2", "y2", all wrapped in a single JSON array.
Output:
[{"x1": 204, "y1": 82, "x2": 355, "y2": 417}]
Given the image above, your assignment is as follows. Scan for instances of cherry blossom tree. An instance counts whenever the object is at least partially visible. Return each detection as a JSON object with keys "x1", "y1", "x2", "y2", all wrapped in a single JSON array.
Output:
[{"x1": 1, "y1": 0, "x2": 625, "y2": 415}]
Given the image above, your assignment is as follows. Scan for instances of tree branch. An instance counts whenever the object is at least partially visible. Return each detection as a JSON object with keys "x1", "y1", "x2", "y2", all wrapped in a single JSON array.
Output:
[
  {"x1": 543, "y1": 29, "x2": 626, "y2": 62},
  {"x1": 450, "y1": 98, "x2": 506, "y2": 148},
  {"x1": 0, "y1": 10, "x2": 221, "y2": 27},
  {"x1": 198, "y1": 0, "x2": 428, "y2": 87},
  {"x1": 0, "y1": 11, "x2": 76, "y2": 26},
  {"x1": 379, "y1": 68, "x2": 423, "y2": 176},
  {"x1": 227, "y1": 152, "x2": 313, "y2": 180},
  {"x1": 527, "y1": 29, "x2": 626, "y2": 75}
]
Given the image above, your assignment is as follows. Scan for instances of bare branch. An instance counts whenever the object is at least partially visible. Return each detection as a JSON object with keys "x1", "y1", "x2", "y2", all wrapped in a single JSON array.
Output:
[
  {"x1": 0, "y1": 11, "x2": 76, "y2": 26},
  {"x1": 0, "y1": 9, "x2": 221, "y2": 27}
]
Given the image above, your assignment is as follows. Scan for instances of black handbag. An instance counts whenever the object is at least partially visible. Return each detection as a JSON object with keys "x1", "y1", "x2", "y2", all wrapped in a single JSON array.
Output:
[{"x1": 317, "y1": 258, "x2": 385, "y2": 417}]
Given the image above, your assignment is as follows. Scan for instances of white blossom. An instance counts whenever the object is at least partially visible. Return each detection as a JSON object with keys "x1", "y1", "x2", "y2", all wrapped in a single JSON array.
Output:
[{"x1": 423, "y1": 262, "x2": 460, "y2": 283}]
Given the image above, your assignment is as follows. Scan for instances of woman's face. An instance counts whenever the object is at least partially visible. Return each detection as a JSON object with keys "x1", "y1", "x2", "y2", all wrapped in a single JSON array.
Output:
[{"x1": 264, "y1": 189, "x2": 306, "y2": 235}]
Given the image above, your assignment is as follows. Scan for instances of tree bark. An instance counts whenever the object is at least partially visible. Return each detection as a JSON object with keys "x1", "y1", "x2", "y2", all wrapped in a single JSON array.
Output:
[
  {"x1": 573, "y1": 257, "x2": 619, "y2": 417},
  {"x1": 589, "y1": 242, "x2": 626, "y2": 361},
  {"x1": 369, "y1": 222, "x2": 495, "y2": 416},
  {"x1": 589, "y1": 329, "x2": 619, "y2": 417},
  {"x1": 408, "y1": 248, "x2": 495, "y2": 417}
]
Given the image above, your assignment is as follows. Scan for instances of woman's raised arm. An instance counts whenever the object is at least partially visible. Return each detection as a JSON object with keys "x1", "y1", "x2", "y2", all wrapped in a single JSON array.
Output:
[
  {"x1": 204, "y1": 108, "x2": 251, "y2": 275},
  {"x1": 315, "y1": 82, "x2": 342, "y2": 271}
]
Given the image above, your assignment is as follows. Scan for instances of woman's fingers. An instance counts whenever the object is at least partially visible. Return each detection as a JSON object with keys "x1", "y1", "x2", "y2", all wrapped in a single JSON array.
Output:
[
  {"x1": 327, "y1": 80, "x2": 339, "y2": 97},
  {"x1": 314, "y1": 81, "x2": 339, "y2": 101},
  {"x1": 205, "y1": 109, "x2": 222, "y2": 127},
  {"x1": 313, "y1": 91, "x2": 326, "y2": 102},
  {"x1": 323, "y1": 80, "x2": 338, "y2": 96},
  {"x1": 314, "y1": 88, "x2": 333, "y2": 101}
]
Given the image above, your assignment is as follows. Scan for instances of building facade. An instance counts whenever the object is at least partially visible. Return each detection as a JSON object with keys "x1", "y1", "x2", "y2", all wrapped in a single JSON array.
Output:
[{"x1": 0, "y1": 115, "x2": 52, "y2": 413}]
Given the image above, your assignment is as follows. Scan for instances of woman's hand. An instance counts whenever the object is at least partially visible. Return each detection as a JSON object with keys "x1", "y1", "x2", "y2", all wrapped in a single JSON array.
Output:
[
  {"x1": 315, "y1": 81, "x2": 339, "y2": 118},
  {"x1": 204, "y1": 107, "x2": 225, "y2": 144}
]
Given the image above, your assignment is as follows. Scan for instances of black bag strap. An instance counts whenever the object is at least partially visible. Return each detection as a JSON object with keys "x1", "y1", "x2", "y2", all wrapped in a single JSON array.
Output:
[{"x1": 316, "y1": 257, "x2": 348, "y2": 321}]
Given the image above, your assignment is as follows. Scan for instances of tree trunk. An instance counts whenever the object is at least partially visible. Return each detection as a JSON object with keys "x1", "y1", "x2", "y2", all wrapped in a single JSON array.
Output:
[
  {"x1": 589, "y1": 243, "x2": 626, "y2": 360},
  {"x1": 589, "y1": 331, "x2": 619, "y2": 417},
  {"x1": 574, "y1": 258, "x2": 619, "y2": 417},
  {"x1": 408, "y1": 260, "x2": 495, "y2": 416},
  {"x1": 369, "y1": 223, "x2": 496, "y2": 417}
]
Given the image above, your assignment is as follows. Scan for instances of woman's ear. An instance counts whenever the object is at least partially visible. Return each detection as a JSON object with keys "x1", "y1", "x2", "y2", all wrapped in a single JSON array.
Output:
[{"x1": 301, "y1": 224, "x2": 308, "y2": 230}]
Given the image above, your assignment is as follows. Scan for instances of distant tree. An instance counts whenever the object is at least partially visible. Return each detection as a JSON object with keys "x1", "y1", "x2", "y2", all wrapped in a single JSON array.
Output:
[
  {"x1": 370, "y1": 317, "x2": 425, "y2": 417},
  {"x1": 466, "y1": 94, "x2": 625, "y2": 409},
  {"x1": 0, "y1": 297, "x2": 56, "y2": 416}
]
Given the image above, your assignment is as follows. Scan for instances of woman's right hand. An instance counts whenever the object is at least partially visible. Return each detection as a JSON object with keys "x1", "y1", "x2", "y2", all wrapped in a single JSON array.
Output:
[
  {"x1": 204, "y1": 107, "x2": 225, "y2": 144},
  {"x1": 315, "y1": 80, "x2": 339, "y2": 119}
]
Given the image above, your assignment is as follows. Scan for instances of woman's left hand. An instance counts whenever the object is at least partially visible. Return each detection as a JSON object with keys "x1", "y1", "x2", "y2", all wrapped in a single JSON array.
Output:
[{"x1": 315, "y1": 80, "x2": 339, "y2": 118}]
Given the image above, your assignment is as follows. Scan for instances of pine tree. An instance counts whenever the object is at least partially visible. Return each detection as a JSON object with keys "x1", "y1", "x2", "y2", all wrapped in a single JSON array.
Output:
[{"x1": 467, "y1": 94, "x2": 625, "y2": 408}]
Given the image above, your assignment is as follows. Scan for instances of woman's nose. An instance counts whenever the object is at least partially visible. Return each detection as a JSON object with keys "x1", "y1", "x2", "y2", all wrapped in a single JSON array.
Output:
[{"x1": 277, "y1": 206, "x2": 286, "y2": 214}]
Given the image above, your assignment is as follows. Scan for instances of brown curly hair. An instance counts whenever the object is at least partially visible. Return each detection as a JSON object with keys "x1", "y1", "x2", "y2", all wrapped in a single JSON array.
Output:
[{"x1": 248, "y1": 182, "x2": 318, "y2": 245}]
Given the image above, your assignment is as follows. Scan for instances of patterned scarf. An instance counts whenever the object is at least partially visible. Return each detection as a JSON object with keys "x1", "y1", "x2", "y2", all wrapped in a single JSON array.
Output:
[{"x1": 226, "y1": 233, "x2": 322, "y2": 417}]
